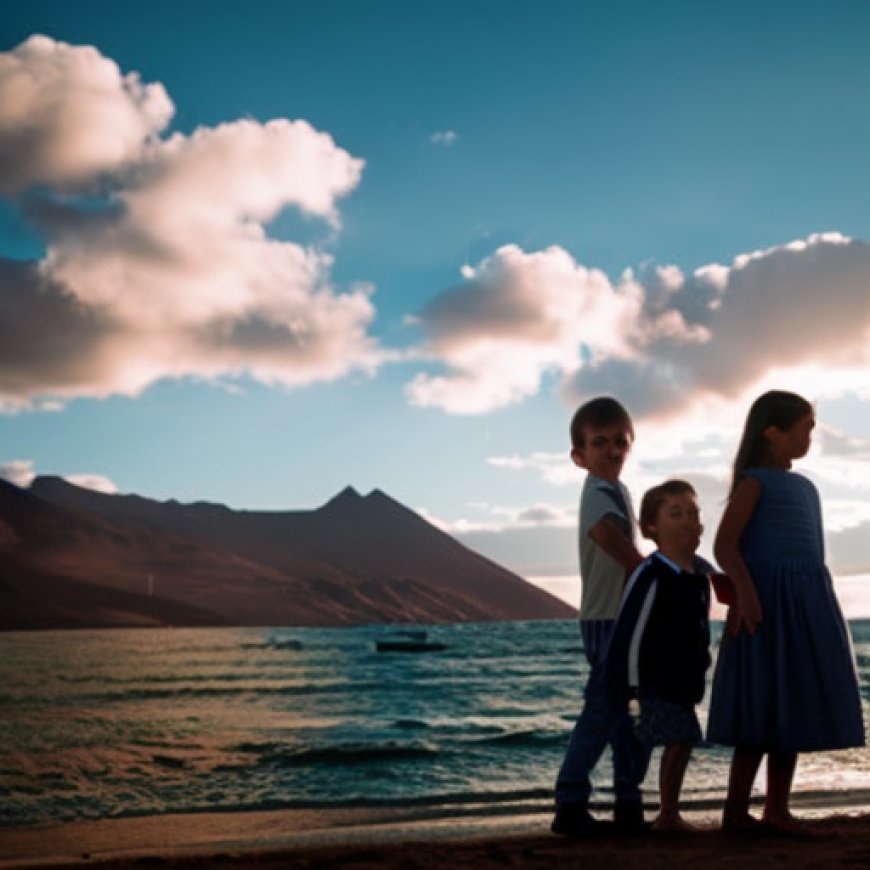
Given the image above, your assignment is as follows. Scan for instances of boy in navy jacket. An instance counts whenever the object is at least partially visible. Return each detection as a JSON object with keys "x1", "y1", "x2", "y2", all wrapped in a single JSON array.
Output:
[{"x1": 607, "y1": 479, "x2": 711, "y2": 832}]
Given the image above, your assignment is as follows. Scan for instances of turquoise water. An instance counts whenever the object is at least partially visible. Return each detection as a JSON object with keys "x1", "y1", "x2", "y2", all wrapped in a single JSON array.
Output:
[{"x1": 2, "y1": 620, "x2": 869, "y2": 829}]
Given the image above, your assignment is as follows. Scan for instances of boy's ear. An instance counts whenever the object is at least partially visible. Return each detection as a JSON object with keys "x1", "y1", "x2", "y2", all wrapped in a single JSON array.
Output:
[{"x1": 570, "y1": 447, "x2": 586, "y2": 468}]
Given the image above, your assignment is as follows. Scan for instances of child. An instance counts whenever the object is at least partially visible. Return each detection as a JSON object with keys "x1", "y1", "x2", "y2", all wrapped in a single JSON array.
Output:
[
  {"x1": 552, "y1": 397, "x2": 650, "y2": 837},
  {"x1": 707, "y1": 390, "x2": 864, "y2": 835},
  {"x1": 606, "y1": 480, "x2": 711, "y2": 832}
]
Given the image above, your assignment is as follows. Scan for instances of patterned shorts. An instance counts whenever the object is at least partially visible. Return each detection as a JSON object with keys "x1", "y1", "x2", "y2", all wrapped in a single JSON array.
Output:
[{"x1": 636, "y1": 694, "x2": 702, "y2": 747}]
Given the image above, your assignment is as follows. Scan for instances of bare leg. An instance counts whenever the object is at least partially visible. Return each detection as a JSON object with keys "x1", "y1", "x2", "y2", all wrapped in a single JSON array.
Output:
[
  {"x1": 722, "y1": 746, "x2": 764, "y2": 830},
  {"x1": 653, "y1": 742, "x2": 694, "y2": 830},
  {"x1": 763, "y1": 752, "x2": 809, "y2": 832}
]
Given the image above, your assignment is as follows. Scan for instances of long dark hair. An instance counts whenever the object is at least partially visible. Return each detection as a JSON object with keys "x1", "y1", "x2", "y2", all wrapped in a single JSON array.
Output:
[{"x1": 730, "y1": 390, "x2": 813, "y2": 493}]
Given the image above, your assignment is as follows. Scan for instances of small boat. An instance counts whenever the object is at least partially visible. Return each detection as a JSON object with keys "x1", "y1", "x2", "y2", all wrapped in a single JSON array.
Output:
[{"x1": 375, "y1": 629, "x2": 447, "y2": 653}]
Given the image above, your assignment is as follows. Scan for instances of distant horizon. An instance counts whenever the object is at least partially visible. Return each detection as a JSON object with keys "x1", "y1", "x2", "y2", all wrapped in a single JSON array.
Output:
[{"x1": 529, "y1": 573, "x2": 870, "y2": 621}]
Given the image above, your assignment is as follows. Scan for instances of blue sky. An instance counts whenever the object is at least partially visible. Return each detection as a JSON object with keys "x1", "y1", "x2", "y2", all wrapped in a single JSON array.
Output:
[{"x1": 3, "y1": 0, "x2": 870, "y2": 608}]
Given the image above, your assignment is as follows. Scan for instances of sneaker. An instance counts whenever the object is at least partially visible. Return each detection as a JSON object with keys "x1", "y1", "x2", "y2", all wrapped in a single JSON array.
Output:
[
  {"x1": 614, "y1": 799, "x2": 648, "y2": 835},
  {"x1": 551, "y1": 803, "x2": 601, "y2": 837}
]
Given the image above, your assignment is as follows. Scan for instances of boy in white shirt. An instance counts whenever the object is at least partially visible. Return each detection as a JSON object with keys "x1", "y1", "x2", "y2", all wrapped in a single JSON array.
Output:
[{"x1": 552, "y1": 397, "x2": 650, "y2": 837}]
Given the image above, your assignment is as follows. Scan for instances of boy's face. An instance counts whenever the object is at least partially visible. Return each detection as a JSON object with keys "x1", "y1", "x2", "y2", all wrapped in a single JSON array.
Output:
[
  {"x1": 572, "y1": 424, "x2": 632, "y2": 482},
  {"x1": 649, "y1": 493, "x2": 702, "y2": 558}
]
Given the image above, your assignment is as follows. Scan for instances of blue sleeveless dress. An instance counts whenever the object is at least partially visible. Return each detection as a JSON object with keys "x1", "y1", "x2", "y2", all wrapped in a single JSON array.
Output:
[{"x1": 707, "y1": 468, "x2": 864, "y2": 751}]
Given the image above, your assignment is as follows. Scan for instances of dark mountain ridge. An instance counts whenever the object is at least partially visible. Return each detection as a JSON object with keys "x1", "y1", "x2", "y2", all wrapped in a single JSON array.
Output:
[{"x1": 0, "y1": 477, "x2": 576, "y2": 629}]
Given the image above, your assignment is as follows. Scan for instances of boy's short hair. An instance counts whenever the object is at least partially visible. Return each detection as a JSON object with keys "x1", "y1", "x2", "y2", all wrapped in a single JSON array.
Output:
[
  {"x1": 639, "y1": 479, "x2": 697, "y2": 540},
  {"x1": 569, "y1": 397, "x2": 634, "y2": 449}
]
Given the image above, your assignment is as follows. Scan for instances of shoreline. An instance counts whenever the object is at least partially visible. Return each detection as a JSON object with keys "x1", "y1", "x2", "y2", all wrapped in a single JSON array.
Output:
[{"x1": 4, "y1": 794, "x2": 870, "y2": 870}]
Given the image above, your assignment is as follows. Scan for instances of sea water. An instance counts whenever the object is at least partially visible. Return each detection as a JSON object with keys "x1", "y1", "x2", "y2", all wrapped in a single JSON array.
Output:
[{"x1": 2, "y1": 620, "x2": 870, "y2": 829}]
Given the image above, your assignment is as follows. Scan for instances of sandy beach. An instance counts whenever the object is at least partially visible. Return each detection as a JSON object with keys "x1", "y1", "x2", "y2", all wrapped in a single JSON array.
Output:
[{"x1": 3, "y1": 803, "x2": 870, "y2": 870}]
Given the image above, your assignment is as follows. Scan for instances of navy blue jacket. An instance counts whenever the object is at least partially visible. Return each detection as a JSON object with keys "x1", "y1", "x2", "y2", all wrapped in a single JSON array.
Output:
[{"x1": 606, "y1": 553, "x2": 711, "y2": 706}]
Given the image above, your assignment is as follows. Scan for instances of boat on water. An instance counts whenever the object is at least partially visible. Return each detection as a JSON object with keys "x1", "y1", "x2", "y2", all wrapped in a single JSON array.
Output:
[{"x1": 374, "y1": 629, "x2": 447, "y2": 653}]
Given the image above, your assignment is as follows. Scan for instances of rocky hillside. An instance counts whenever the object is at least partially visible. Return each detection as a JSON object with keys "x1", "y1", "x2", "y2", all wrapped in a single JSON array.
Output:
[{"x1": 0, "y1": 477, "x2": 576, "y2": 629}]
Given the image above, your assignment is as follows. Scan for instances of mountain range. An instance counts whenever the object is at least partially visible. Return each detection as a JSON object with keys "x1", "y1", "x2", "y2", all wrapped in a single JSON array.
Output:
[{"x1": 0, "y1": 476, "x2": 576, "y2": 629}]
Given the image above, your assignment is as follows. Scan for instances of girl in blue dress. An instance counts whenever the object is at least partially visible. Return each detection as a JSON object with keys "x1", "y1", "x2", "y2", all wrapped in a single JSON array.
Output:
[{"x1": 707, "y1": 390, "x2": 864, "y2": 836}]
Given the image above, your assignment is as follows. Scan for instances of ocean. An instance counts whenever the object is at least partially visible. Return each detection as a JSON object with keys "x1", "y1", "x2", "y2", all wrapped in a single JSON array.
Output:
[{"x1": 2, "y1": 619, "x2": 870, "y2": 830}]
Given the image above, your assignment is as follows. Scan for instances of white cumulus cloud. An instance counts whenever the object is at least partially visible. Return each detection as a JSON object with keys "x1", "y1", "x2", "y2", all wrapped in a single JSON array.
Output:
[
  {"x1": 0, "y1": 459, "x2": 37, "y2": 488},
  {"x1": 0, "y1": 459, "x2": 117, "y2": 494},
  {"x1": 406, "y1": 244, "x2": 652, "y2": 413},
  {"x1": 0, "y1": 36, "x2": 378, "y2": 410},
  {"x1": 64, "y1": 473, "x2": 119, "y2": 494},
  {"x1": 0, "y1": 34, "x2": 173, "y2": 193},
  {"x1": 407, "y1": 233, "x2": 870, "y2": 417}
]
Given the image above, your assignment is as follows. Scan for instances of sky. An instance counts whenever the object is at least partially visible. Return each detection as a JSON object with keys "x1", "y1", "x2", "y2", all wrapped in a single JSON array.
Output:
[{"x1": 3, "y1": 0, "x2": 870, "y2": 611}]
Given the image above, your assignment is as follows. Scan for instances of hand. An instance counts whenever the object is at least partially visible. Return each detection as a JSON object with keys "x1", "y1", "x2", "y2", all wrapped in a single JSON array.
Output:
[
  {"x1": 710, "y1": 572, "x2": 735, "y2": 605},
  {"x1": 727, "y1": 587, "x2": 762, "y2": 636}
]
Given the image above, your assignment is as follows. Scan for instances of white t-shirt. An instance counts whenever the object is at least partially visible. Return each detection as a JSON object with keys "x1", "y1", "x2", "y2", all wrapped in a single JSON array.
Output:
[{"x1": 578, "y1": 474, "x2": 636, "y2": 621}]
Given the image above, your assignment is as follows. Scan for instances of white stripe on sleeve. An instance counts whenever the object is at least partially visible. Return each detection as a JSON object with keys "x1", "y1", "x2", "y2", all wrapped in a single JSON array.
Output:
[{"x1": 627, "y1": 580, "x2": 657, "y2": 690}]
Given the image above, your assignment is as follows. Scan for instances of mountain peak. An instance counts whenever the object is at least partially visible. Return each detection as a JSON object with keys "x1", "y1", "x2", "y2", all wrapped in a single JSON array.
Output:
[
  {"x1": 320, "y1": 486, "x2": 363, "y2": 511},
  {"x1": 364, "y1": 488, "x2": 406, "y2": 511},
  {"x1": 30, "y1": 475, "x2": 82, "y2": 498},
  {"x1": 30, "y1": 474, "x2": 69, "y2": 489}
]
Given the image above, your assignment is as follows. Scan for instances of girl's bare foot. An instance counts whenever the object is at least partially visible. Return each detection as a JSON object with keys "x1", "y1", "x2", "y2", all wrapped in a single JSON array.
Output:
[
  {"x1": 651, "y1": 813, "x2": 696, "y2": 834},
  {"x1": 721, "y1": 809, "x2": 765, "y2": 836},
  {"x1": 761, "y1": 812, "x2": 820, "y2": 839}
]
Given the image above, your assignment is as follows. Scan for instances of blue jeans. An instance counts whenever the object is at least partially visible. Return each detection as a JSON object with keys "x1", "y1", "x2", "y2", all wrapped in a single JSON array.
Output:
[{"x1": 554, "y1": 620, "x2": 650, "y2": 807}]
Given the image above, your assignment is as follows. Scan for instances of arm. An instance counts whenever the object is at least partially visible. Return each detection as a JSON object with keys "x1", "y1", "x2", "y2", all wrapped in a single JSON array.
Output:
[
  {"x1": 713, "y1": 477, "x2": 763, "y2": 636},
  {"x1": 588, "y1": 516, "x2": 644, "y2": 577}
]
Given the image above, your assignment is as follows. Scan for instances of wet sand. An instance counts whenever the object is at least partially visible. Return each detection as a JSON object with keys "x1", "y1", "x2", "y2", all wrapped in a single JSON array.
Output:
[{"x1": 2, "y1": 804, "x2": 870, "y2": 869}]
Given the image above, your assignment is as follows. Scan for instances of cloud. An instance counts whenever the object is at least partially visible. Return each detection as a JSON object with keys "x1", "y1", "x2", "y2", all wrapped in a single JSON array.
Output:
[
  {"x1": 420, "y1": 499, "x2": 577, "y2": 577},
  {"x1": 818, "y1": 424, "x2": 870, "y2": 460},
  {"x1": 406, "y1": 244, "x2": 649, "y2": 413},
  {"x1": 0, "y1": 36, "x2": 377, "y2": 409},
  {"x1": 429, "y1": 130, "x2": 458, "y2": 146},
  {"x1": 65, "y1": 473, "x2": 118, "y2": 494},
  {"x1": 828, "y1": 522, "x2": 870, "y2": 574},
  {"x1": 0, "y1": 34, "x2": 173, "y2": 194},
  {"x1": 487, "y1": 451, "x2": 576, "y2": 486},
  {"x1": 407, "y1": 233, "x2": 870, "y2": 417},
  {"x1": 516, "y1": 504, "x2": 572, "y2": 526},
  {"x1": 0, "y1": 460, "x2": 36, "y2": 488},
  {"x1": 418, "y1": 498, "x2": 573, "y2": 535},
  {"x1": 0, "y1": 459, "x2": 117, "y2": 493}
]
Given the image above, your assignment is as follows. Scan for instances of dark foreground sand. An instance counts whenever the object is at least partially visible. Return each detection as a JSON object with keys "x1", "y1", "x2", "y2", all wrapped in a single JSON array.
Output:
[{"x1": 3, "y1": 806, "x2": 870, "y2": 870}]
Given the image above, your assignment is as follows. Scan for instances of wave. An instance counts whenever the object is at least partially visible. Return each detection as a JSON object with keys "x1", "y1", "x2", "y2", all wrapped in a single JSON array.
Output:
[
  {"x1": 222, "y1": 741, "x2": 442, "y2": 769},
  {"x1": 228, "y1": 724, "x2": 565, "y2": 761},
  {"x1": 391, "y1": 718, "x2": 429, "y2": 730},
  {"x1": 44, "y1": 787, "x2": 557, "y2": 826},
  {"x1": 386, "y1": 719, "x2": 508, "y2": 737},
  {"x1": 476, "y1": 730, "x2": 566, "y2": 749},
  {"x1": 7, "y1": 621, "x2": 870, "y2": 831},
  {"x1": 19, "y1": 679, "x2": 398, "y2": 705}
]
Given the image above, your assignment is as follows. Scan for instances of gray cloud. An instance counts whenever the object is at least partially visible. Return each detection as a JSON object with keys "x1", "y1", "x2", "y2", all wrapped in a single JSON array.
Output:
[
  {"x1": 827, "y1": 522, "x2": 870, "y2": 575},
  {"x1": 516, "y1": 504, "x2": 567, "y2": 525},
  {"x1": 565, "y1": 233, "x2": 870, "y2": 417},
  {"x1": 0, "y1": 260, "x2": 121, "y2": 405},
  {"x1": 818, "y1": 425, "x2": 870, "y2": 460}
]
